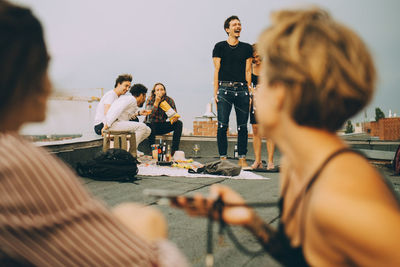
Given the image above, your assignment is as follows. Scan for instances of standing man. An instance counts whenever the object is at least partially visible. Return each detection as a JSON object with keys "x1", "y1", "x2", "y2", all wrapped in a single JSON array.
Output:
[
  {"x1": 145, "y1": 82, "x2": 183, "y2": 156},
  {"x1": 93, "y1": 74, "x2": 132, "y2": 135},
  {"x1": 103, "y1": 84, "x2": 152, "y2": 152},
  {"x1": 213, "y1": 15, "x2": 253, "y2": 167}
]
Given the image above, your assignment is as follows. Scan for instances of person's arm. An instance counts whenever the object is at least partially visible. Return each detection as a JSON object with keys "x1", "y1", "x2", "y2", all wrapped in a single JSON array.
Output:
[
  {"x1": 175, "y1": 184, "x2": 276, "y2": 240},
  {"x1": 104, "y1": 104, "x2": 111, "y2": 116},
  {"x1": 112, "y1": 203, "x2": 167, "y2": 242},
  {"x1": 153, "y1": 93, "x2": 162, "y2": 108},
  {"x1": 245, "y1": 57, "x2": 252, "y2": 93},
  {"x1": 101, "y1": 92, "x2": 117, "y2": 117},
  {"x1": 213, "y1": 57, "x2": 221, "y2": 104},
  {"x1": 104, "y1": 98, "x2": 127, "y2": 128}
]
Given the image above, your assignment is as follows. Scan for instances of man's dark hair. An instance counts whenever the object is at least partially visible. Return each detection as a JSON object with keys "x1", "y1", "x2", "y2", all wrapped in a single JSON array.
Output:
[
  {"x1": 0, "y1": 1, "x2": 49, "y2": 117},
  {"x1": 130, "y1": 83, "x2": 147, "y2": 97},
  {"x1": 224, "y1": 15, "x2": 240, "y2": 35},
  {"x1": 114, "y1": 74, "x2": 132, "y2": 88}
]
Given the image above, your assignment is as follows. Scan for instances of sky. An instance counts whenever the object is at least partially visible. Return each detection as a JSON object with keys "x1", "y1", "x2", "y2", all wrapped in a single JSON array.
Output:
[{"x1": 12, "y1": 0, "x2": 400, "y2": 133}]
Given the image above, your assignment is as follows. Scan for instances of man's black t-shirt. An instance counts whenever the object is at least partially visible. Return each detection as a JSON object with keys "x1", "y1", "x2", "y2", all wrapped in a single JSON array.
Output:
[{"x1": 212, "y1": 41, "x2": 253, "y2": 82}]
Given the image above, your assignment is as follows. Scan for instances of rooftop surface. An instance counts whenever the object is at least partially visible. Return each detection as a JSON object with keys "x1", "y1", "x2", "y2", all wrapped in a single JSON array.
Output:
[
  {"x1": 81, "y1": 156, "x2": 282, "y2": 267},
  {"x1": 36, "y1": 134, "x2": 400, "y2": 266},
  {"x1": 73, "y1": 148, "x2": 398, "y2": 267}
]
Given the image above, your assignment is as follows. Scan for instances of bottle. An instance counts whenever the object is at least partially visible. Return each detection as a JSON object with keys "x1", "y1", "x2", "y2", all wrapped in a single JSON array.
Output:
[
  {"x1": 166, "y1": 145, "x2": 171, "y2": 162},
  {"x1": 233, "y1": 144, "x2": 238, "y2": 159},
  {"x1": 162, "y1": 142, "x2": 166, "y2": 161},
  {"x1": 158, "y1": 139, "x2": 163, "y2": 161},
  {"x1": 151, "y1": 144, "x2": 158, "y2": 160}
]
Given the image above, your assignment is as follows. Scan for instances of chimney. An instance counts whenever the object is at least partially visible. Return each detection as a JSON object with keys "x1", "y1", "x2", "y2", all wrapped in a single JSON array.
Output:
[{"x1": 202, "y1": 102, "x2": 216, "y2": 120}]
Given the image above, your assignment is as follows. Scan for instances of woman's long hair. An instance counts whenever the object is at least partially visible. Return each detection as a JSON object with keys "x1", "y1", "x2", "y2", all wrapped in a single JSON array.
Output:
[{"x1": 149, "y1": 82, "x2": 167, "y2": 102}]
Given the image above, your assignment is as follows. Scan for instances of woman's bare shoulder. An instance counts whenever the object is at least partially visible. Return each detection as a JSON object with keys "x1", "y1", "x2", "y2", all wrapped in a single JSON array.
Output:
[
  {"x1": 315, "y1": 152, "x2": 393, "y2": 203},
  {"x1": 308, "y1": 153, "x2": 400, "y2": 265}
]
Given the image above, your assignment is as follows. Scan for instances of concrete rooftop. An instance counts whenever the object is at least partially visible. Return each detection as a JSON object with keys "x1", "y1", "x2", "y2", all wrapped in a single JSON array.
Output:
[{"x1": 38, "y1": 135, "x2": 399, "y2": 267}]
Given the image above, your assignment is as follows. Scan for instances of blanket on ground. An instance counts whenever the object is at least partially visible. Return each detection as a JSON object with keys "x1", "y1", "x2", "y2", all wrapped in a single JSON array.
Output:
[{"x1": 138, "y1": 165, "x2": 269, "y2": 180}]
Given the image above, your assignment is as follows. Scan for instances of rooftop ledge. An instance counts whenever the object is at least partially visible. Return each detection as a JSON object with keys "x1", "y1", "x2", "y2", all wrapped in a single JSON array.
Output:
[{"x1": 27, "y1": 133, "x2": 399, "y2": 168}]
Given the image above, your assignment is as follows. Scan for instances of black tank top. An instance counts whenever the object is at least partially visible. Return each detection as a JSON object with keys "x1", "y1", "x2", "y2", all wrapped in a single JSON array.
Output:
[
  {"x1": 267, "y1": 147, "x2": 400, "y2": 266},
  {"x1": 270, "y1": 148, "x2": 361, "y2": 266}
]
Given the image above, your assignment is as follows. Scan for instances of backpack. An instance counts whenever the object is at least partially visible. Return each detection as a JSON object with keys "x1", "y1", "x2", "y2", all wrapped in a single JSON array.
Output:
[
  {"x1": 394, "y1": 144, "x2": 400, "y2": 176},
  {"x1": 76, "y1": 148, "x2": 139, "y2": 182}
]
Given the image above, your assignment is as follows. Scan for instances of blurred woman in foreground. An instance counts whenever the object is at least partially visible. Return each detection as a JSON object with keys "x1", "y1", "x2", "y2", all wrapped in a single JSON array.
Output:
[
  {"x1": 176, "y1": 7, "x2": 400, "y2": 266},
  {"x1": 0, "y1": 1, "x2": 187, "y2": 266}
]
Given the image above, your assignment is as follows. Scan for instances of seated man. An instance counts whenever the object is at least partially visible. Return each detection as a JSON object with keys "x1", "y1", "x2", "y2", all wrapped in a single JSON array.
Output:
[
  {"x1": 145, "y1": 83, "x2": 183, "y2": 156},
  {"x1": 93, "y1": 74, "x2": 132, "y2": 135},
  {"x1": 103, "y1": 84, "x2": 152, "y2": 152}
]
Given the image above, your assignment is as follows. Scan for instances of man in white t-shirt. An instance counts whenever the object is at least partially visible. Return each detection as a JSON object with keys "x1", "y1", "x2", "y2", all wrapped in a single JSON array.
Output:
[
  {"x1": 103, "y1": 84, "x2": 152, "y2": 149},
  {"x1": 93, "y1": 74, "x2": 132, "y2": 135}
]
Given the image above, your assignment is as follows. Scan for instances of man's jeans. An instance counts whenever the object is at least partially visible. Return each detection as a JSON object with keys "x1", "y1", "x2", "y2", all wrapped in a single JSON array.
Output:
[
  {"x1": 217, "y1": 84, "x2": 250, "y2": 157},
  {"x1": 146, "y1": 120, "x2": 183, "y2": 154}
]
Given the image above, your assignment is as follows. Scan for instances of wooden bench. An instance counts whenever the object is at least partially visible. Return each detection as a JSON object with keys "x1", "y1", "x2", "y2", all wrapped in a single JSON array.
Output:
[{"x1": 102, "y1": 130, "x2": 137, "y2": 158}]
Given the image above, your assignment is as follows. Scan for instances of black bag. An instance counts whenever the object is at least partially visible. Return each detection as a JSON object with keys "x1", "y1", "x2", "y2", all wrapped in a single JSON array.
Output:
[
  {"x1": 189, "y1": 160, "x2": 242, "y2": 176},
  {"x1": 394, "y1": 144, "x2": 400, "y2": 176},
  {"x1": 76, "y1": 149, "x2": 139, "y2": 182}
]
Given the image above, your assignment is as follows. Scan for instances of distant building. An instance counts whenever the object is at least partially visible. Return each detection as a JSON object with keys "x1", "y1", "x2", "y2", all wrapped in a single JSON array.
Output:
[
  {"x1": 354, "y1": 122, "x2": 363, "y2": 133},
  {"x1": 362, "y1": 117, "x2": 400, "y2": 140}
]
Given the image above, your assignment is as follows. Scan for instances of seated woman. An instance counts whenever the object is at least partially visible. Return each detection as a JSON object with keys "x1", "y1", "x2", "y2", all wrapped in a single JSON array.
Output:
[
  {"x1": 145, "y1": 83, "x2": 183, "y2": 156},
  {"x1": 175, "y1": 7, "x2": 400, "y2": 266},
  {"x1": 0, "y1": 1, "x2": 187, "y2": 266}
]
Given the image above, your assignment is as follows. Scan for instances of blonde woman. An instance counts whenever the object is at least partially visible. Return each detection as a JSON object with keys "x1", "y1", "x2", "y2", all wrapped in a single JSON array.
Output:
[
  {"x1": 176, "y1": 7, "x2": 400, "y2": 266},
  {"x1": 250, "y1": 44, "x2": 276, "y2": 170}
]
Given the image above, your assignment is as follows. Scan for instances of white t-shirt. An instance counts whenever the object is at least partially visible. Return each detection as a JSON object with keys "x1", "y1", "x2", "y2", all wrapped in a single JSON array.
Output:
[
  {"x1": 105, "y1": 94, "x2": 139, "y2": 127},
  {"x1": 93, "y1": 90, "x2": 118, "y2": 126}
]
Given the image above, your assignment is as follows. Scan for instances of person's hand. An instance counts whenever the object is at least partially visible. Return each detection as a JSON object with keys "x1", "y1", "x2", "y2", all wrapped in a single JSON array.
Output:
[
  {"x1": 214, "y1": 94, "x2": 219, "y2": 107},
  {"x1": 154, "y1": 95, "x2": 162, "y2": 106},
  {"x1": 249, "y1": 95, "x2": 253, "y2": 109},
  {"x1": 112, "y1": 203, "x2": 167, "y2": 243},
  {"x1": 174, "y1": 184, "x2": 254, "y2": 226},
  {"x1": 101, "y1": 125, "x2": 108, "y2": 136},
  {"x1": 140, "y1": 110, "x2": 152, "y2": 116}
]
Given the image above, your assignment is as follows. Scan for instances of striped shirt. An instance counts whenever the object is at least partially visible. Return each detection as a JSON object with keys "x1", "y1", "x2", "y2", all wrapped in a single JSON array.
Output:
[{"x1": 0, "y1": 132, "x2": 188, "y2": 266}]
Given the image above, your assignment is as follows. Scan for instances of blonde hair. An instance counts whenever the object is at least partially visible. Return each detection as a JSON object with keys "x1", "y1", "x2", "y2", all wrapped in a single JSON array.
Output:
[{"x1": 258, "y1": 8, "x2": 376, "y2": 132}]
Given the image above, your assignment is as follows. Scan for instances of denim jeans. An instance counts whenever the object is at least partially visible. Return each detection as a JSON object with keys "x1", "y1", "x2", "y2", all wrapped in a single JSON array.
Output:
[
  {"x1": 146, "y1": 120, "x2": 183, "y2": 154},
  {"x1": 217, "y1": 84, "x2": 250, "y2": 157}
]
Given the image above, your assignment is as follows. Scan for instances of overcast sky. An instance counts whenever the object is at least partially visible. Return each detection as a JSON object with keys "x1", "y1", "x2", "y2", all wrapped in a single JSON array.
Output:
[{"x1": 12, "y1": 0, "x2": 400, "y2": 131}]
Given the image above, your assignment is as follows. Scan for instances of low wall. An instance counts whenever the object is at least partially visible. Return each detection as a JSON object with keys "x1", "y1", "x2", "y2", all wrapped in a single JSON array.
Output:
[{"x1": 39, "y1": 135, "x2": 399, "y2": 168}]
